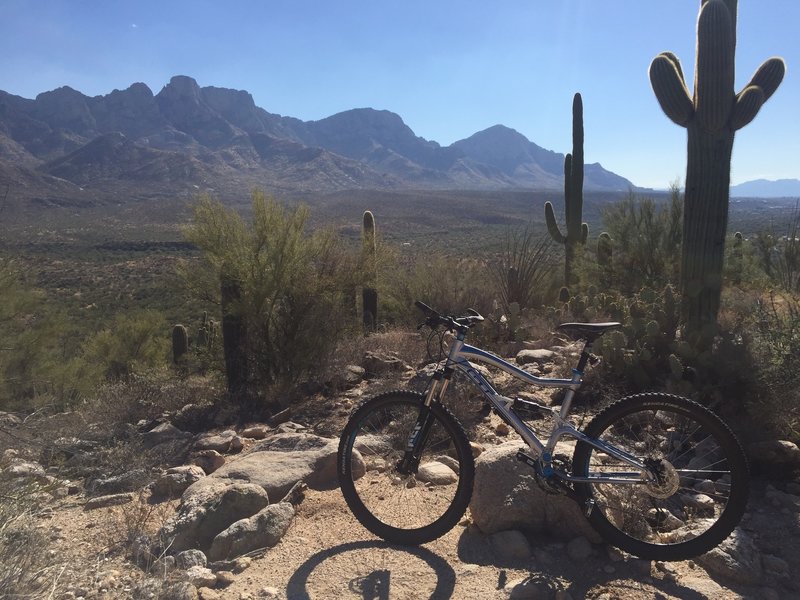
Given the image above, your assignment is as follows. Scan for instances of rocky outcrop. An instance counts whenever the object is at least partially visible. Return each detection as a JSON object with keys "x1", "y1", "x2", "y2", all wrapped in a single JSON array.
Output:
[
  {"x1": 161, "y1": 483, "x2": 270, "y2": 553},
  {"x1": 469, "y1": 440, "x2": 602, "y2": 542}
]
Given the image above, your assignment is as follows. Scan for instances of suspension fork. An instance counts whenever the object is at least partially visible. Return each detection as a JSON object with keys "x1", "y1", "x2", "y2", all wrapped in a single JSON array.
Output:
[{"x1": 397, "y1": 367, "x2": 454, "y2": 474}]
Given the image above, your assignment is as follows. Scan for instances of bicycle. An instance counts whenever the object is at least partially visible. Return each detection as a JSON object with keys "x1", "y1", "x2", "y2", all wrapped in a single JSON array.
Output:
[{"x1": 337, "y1": 301, "x2": 749, "y2": 561}]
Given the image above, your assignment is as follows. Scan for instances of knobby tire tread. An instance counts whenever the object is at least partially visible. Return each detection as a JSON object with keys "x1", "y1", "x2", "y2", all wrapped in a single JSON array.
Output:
[
  {"x1": 572, "y1": 393, "x2": 749, "y2": 561},
  {"x1": 338, "y1": 390, "x2": 475, "y2": 545}
]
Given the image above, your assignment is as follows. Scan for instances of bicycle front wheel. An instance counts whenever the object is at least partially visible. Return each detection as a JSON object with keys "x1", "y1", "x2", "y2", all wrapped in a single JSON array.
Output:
[
  {"x1": 337, "y1": 390, "x2": 474, "y2": 545},
  {"x1": 572, "y1": 393, "x2": 749, "y2": 561}
]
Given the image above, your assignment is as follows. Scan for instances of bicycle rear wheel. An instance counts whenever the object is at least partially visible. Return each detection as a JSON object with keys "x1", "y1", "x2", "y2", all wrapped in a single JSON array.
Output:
[
  {"x1": 572, "y1": 393, "x2": 749, "y2": 561},
  {"x1": 338, "y1": 390, "x2": 474, "y2": 545}
]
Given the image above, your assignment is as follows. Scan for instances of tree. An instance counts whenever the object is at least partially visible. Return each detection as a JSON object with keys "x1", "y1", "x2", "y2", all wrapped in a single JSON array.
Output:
[{"x1": 183, "y1": 191, "x2": 354, "y2": 406}]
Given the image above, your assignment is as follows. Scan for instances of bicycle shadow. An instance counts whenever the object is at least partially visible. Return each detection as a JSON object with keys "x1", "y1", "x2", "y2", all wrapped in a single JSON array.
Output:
[
  {"x1": 286, "y1": 540, "x2": 457, "y2": 600},
  {"x1": 456, "y1": 528, "x2": 714, "y2": 600}
]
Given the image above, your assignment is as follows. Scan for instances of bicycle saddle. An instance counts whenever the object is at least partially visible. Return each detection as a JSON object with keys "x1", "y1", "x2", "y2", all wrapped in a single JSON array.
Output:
[{"x1": 557, "y1": 322, "x2": 622, "y2": 342}]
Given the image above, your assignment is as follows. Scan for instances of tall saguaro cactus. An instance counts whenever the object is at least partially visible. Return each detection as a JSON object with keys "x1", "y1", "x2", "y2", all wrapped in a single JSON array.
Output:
[
  {"x1": 649, "y1": 0, "x2": 785, "y2": 337},
  {"x1": 361, "y1": 210, "x2": 378, "y2": 332},
  {"x1": 545, "y1": 93, "x2": 589, "y2": 289}
]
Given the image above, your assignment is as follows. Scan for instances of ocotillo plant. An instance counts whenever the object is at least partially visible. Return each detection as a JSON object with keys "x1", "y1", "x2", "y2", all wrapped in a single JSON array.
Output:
[
  {"x1": 362, "y1": 210, "x2": 378, "y2": 332},
  {"x1": 649, "y1": 0, "x2": 785, "y2": 337},
  {"x1": 545, "y1": 93, "x2": 589, "y2": 288}
]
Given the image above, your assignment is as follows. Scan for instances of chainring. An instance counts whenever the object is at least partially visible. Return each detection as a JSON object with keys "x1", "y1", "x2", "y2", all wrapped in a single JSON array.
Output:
[{"x1": 534, "y1": 453, "x2": 573, "y2": 495}]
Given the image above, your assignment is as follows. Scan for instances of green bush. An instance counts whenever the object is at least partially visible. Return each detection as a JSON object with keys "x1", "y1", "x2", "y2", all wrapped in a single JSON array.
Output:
[
  {"x1": 81, "y1": 309, "x2": 170, "y2": 381},
  {"x1": 183, "y1": 192, "x2": 356, "y2": 405},
  {"x1": 599, "y1": 187, "x2": 682, "y2": 293}
]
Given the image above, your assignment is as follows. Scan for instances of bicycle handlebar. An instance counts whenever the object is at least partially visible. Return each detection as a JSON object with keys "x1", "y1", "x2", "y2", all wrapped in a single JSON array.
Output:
[{"x1": 415, "y1": 300, "x2": 484, "y2": 333}]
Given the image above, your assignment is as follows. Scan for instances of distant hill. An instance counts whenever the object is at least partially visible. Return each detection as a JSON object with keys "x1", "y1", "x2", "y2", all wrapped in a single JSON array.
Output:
[
  {"x1": 0, "y1": 76, "x2": 636, "y2": 207},
  {"x1": 731, "y1": 179, "x2": 800, "y2": 198}
]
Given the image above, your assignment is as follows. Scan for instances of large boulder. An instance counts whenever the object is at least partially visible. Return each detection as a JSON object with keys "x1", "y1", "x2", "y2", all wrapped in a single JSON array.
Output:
[
  {"x1": 208, "y1": 502, "x2": 295, "y2": 561},
  {"x1": 161, "y1": 483, "x2": 269, "y2": 553},
  {"x1": 182, "y1": 433, "x2": 350, "y2": 503},
  {"x1": 469, "y1": 440, "x2": 601, "y2": 542}
]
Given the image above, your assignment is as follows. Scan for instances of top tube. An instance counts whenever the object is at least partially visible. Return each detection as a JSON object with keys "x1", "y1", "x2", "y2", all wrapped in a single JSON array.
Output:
[{"x1": 454, "y1": 343, "x2": 579, "y2": 389}]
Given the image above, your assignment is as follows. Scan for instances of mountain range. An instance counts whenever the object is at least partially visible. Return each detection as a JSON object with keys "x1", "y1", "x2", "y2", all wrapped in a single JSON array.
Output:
[
  {"x1": 731, "y1": 178, "x2": 800, "y2": 198},
  {"x1": 0, "y1": 75, "x2": 635, "y2": 206}
]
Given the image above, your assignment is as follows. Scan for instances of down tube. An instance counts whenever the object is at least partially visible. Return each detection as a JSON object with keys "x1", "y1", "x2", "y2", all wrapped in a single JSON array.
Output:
[{"x1": 451, "y1": 357, "x2": 545, "y2": 455}]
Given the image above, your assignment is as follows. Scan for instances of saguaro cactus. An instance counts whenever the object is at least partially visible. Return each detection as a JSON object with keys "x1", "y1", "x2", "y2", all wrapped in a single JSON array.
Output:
[
  {"x1": 171, "y1": 324, "x2": 188, "y2": 364},
  {"x1": 545, "y1": 93, "x2": 589, "y2": 288},
  {"x1": 361, "y1": 210, "x2": 378, "y2": 332},
  {"x1": 597, "y1": 232, "x2": 613, "y2": 289},
  {"x1": 220, "y1": 270, "x2": 248, "y2": 397},
  {"x1": 649, "y1": 0, "x2": 784, "y2": 336}
]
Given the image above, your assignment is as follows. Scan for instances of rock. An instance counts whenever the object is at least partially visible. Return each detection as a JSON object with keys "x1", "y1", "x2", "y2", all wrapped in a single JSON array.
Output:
[
  {"x1": 89, "y1": 469, "x2": 150, "y2": 495},
  {"x1": 490, "y1": 529, "x2": 531, "y2": 561},
  {"x1": 240, "y1": 425, "x2": 270, "y2": 440},
  {"x1": 0, "y1": 411, "x2": 22, "y2": 427},
  {"x1": 416, "y1": 461, "x2": 458, "y2": 485},
  {"x1": 764, "y1": 485, "x2": 800, "y2": 509},
  {"x1": 515, "y1": 349, "x2": 556, "y2": 366},
  {"x1": 762, "y1": 553, "x2": 789, "y2": 575},
  {"x1": 345, "y1": 364, "x2": 366, "y2": 384},
  {"x1": 695, "y1": 529, "x2": 763, "y2": 585},
  {"x1": 362, "y1": 351, "x2": 409, "y2": 377},
  {"x1": 187, "y1": 433, "x2": 342, "y2": 501},
  {"x1": 208, "y1": 556, "x2": 252, "y2": 574},
  {"x1": 192, "y1": 450, "x2": 226, "y2": 474},
  {"x1": 198, "y1": 588, "x2": 221, "y2": 600},
  {"x1": 151, "y1": 466, "x2": 207, "y2": 499},
  {"x1": 175, "y1": 549, "x2": 207, "y2": 570},
  {"x1": 184, "y1": 566, "x2": 217, "y2": 588},
  {"x1": 142, "y1": 422, "x2": 192, "y2": 449},
  {"x1": 194, "y1": 430, "x2": 242, "y2": 453},
  {"x1": 4, "y1": 458, "x2": 48, "y2": 482},
  {"x1": 505, "y1": 577, "x2": 552, "y2": 599},
  {"x1": 566, "y1": 536, "x2": 592, "y2": 561},
  {"x1": 469, "y1": 441, "x2": 601, "y2": 542},
  {"x1": 208, "y1": 502, "x2": 295, "y2": 561},
  {"x1": 85, "y1": 493, "x2": 135, "y2": 510},
  {"x1": 748, "y1": 440, "x2": 800, "y2": 466},
  {"x1": 161, "y1": 483, "x2": 270, "y2": 553}
]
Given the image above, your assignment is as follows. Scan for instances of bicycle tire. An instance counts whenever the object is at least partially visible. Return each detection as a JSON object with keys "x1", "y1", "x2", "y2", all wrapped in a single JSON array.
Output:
[
  {"x1": 572, "y1": 393, "x2": 749, "y2": 561},
  {"x1": 338, "y1": 390, "x2": 475, "y2": 545}
]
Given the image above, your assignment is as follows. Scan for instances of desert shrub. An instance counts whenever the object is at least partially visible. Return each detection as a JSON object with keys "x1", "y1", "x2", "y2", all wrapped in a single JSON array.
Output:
[
  {"x1": 599, "y1": 187, "x2": 682, "y2": 293},
  {"x1": 0, "y1": 257, "x2": 90, "y2": 410},
  {"x1": 80, "y1": 309, "x2": 171, "y2": 382},
  {"x1": 747, "y1": 291, "x2": 800, "y2": 441},
  {"x1": 395, "y1": 254, "x2": 495, "y2": 318},
  {"x1": 488, "y1": 224, "x2": 557, "y2": 311},
  {"x1": 183, "y1": 191, "x2": 357, "y2": 405},
  {"x1": 0, "y1": 477, "x2": 65, "y2": 598}
]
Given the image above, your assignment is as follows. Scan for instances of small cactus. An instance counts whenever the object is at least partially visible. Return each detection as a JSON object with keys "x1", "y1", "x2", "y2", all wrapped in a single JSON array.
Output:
[
  {"x1": 597, "y1": 232, "x2": 613, "y2": 288},
  {"x1": 362, "y1": 210, "x2": 378, "y2": 332}
]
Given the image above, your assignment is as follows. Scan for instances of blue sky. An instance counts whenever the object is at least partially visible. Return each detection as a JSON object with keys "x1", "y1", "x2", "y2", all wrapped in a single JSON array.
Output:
[{"x1": 1, "y1": 0, "x2": 797, "y2": 188}]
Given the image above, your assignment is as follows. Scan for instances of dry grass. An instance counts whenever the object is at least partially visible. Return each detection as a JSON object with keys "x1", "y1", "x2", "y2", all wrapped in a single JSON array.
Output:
[{"x1": 0, "y1": 477, "x2": 67, "y2": 599}]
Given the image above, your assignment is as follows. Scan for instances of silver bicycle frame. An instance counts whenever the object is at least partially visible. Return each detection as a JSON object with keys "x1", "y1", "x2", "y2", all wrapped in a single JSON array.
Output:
[{"x1": 432, "y1": 336, "x2": 647, "y2": 482}]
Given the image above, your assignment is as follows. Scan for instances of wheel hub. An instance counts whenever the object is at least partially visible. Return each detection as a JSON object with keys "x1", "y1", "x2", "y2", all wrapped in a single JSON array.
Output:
[{"x1": 643, "y1": 458, "x2": 680, "y2": 499}]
